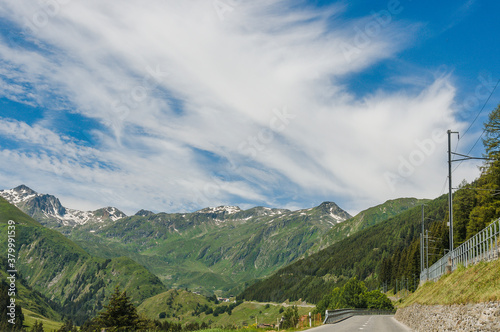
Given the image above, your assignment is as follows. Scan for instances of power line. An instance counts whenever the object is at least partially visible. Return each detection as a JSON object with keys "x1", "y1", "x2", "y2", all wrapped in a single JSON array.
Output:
[
  {"x1": 461, "y1": 78, "x2": 500, "y2": 139},
  {"x1": 452, "y1": 187, "x2": 500, "y2": 194},
  {"x1": 439, "y1": 176, "x2": 448, "y2": 196},
  {"x1": 452, "y1": 79, "x2": 500, "y2": 173},
  {"x1": 452, "y1": 78, "x2": 499, "y2": 173}
]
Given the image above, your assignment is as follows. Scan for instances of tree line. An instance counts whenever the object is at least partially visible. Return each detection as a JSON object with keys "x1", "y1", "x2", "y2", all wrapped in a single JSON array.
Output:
[
  {"x1": 239, "y1": 104, "x2": 500, "y2": 303},
  {"x1": 380, "y1": 104, "x2": 500, "y2": 291}
]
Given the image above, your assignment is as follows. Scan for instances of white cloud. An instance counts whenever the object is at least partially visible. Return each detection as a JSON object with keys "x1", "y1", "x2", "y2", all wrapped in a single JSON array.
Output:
[{"x1": 0, "y1": 0, "x2": 481, "y2": 214}]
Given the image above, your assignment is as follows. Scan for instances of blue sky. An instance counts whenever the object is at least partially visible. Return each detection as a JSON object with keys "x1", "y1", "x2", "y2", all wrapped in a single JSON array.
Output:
[{"x1": 0, "y1": 0, "x2": 498, "y2": 215}]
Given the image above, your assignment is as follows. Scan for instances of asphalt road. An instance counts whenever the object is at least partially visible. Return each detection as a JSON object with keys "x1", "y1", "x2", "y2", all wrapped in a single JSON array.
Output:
[{"x1": 309, "y1": 315, "x2": 412, "y2": 332}]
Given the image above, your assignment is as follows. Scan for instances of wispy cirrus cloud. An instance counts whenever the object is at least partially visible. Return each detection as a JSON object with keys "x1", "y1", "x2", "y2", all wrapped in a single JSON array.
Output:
[{"x1": 0, "y1": 0, "x2": 477, "y2": 214}]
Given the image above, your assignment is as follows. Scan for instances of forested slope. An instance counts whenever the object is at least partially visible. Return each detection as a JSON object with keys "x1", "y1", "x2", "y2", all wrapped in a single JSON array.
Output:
[
  {"x1": 239, "y1": 104, "x2": 500, "y2": 304},
  {"x1": 238, "y1": 194, "x2": 448, "y2": 303},
  {"x1": 0, "y1": 197, "x2": 167, "y2": 325}
]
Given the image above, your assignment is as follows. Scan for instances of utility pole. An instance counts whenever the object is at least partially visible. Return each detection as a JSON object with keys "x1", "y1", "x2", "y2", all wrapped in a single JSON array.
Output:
[
  {"x1": 447, "y1": 130, "x2": 459, "y2": 253},
  {"x1": 446, "y1": 129, "x2": 491, "y2": 254},
  {"x1": 421, "y1": 205, "x2": 424, "y2": 273},
  {"x1": 426, "y1": 230, "x2": 429, "y2": 274}
]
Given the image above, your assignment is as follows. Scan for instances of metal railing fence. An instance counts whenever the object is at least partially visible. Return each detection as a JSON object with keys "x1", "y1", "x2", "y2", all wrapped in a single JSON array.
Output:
[
  {"x1": 421, "y1": 217, "x2": 500, "y2": 282},
  {"x1": 323, "y1": 308, "x2": 396, "y2": 324}
]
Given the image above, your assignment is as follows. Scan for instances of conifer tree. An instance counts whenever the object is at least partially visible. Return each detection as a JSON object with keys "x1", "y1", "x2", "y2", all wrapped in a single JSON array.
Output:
[
  {"x1": 97, "y1": 286, "x2": 142, "y2": 331},
  {"x1": 281, "y1": 306, "x2": 299, "y2": 329},
  {"x1": 0, "y1": 282, "x2": 24, "y2": 331},
  {"x1": 30, "y1": 320, "x2": 44, "y2": 332},
  {"x1": 453, "y1": 180, "x2": 476, "y2": 244},
  {"x1": 340, "y1": 277, "x2": 367, "y2": 308},
  {"x1": 468, "y1": 104, "x2": 500, "y2": 236},
  {"x1": 57, "y1": 319, "x2": 77, "y2": 332}
]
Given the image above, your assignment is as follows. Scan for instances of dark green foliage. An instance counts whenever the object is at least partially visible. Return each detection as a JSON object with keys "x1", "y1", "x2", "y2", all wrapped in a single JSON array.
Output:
[
  {"x1": 206, "y1": 294, "x2": 218, "y2": 304},
  {"x1": 325, "y1": 198, "x2": 428, "y2": 244},
  {"x1": 30, "y1": 321, "x2": 44, "y2": 332},
  {"x1": 281, "y1": 306, "x2": 299, "y2": 329},
  {"x1": 0, "y1": 199, "x2": 166, "y2": 325},
  {"x1": 464, "y1": 104, "x2": 500, "y2": 239},
  {"x1": 453, "y1": 180, "x2": 477, "y2": 245},
  {"x1": 190, "y1": 296, "x2": 241, "y2": 317},
  {"x1": 240, "y1": 105, "x2": 500, "y2": 302},
  {"x1": 193, "y1": 303, "x2": 210, "y2": 316},
  {"x1": 104, "y1": 287, "x2": 139, "y2": 327},
  {"x1": 96, "y1": 286, "x2": 143, "y2": 331},
  {"x1": 57, "y1": 320, "x2": 78, "y2": 332},
  {"x1": 339, "y1": 277, "x2": 367, "y2": 308},
  {"x1": 0, "y1": 281, "x2": 24, "y2": 331},
  {"x1": 314, "y1": 278, "x2": 393, "y2": 316},
  {"x1": 152, "y1": 320, "x2": 182, "y2": 332},
  {"x1": 239, "y1": 194, "x2": 449, "y2": 303},
  {"x1": 483, "y1": 103, "x2": 500, "y2": 161},
  {"x1": 63, "y1": 202, "x2": 354, "y2": 296},
  {"x1": 363, "y1": 290, "x2": 393, "y2": 309}
]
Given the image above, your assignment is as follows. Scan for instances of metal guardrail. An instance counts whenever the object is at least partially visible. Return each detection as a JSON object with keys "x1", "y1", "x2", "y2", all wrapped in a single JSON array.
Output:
[
  {"x1": 323, "y1": 308, "x2": 397, "y2": 324},
  {"x1": 421, "y1": 217, "x2": 500, "y2": 282}
]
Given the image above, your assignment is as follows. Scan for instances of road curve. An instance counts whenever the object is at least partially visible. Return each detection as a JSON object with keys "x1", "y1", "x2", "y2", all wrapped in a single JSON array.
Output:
[{"x1": 308, "y1": 315, "x2": 412, "y2": 332}]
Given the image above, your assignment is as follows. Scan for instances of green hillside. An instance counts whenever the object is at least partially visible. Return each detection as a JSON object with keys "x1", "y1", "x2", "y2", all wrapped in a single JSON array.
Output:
[
  {"x1": 238, "y1": 194, "x2": 449, "y2": 303},
  {"x1": 239, "y1": 104, "x2": 500, "y2": 306},
  {"x1": 22, "y1": 308, "x2": 64, "y2": 332},
  {"x1": 0, "y1": 197, "x2": 167, "y2": 325},
  {"x1": 380, "y1": 104, "x2": 500, "y2": 293},
  {"x1": 323, "y1": 197, "x2": 429, "y2": 245},
  {"x1": 138, "y1": 289, "x2": 313, "y2": 327},
  {"x1": 65, "y1": 198, "x2": 422, "y2": 297},
  {"x1": 65, "y1": 202, "x2": 351, "y2": 296},
  {"x1": 4, "y1": 184, "x2": 426, "y2": 300},
  {"x1": 400, "y1": 258, "x2": 500, "y2": 306},
  {"x1": 0, "y1": 260, "x2": 61, "y2": 321}
]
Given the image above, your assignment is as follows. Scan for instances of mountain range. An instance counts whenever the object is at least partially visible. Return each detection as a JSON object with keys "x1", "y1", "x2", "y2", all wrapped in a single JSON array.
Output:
[
  {"x1": 0, "y1": 185, "x2": 353, "y2": 295},
  {"x1": 0, "y1": 196, "x2": 167, "y2": 325},
  {"x1": 0, "y1": 184, "x2": 430, "y2": 326},
  {"x1": 0, "y1": 185, "x2": 125, "y2": 229}
]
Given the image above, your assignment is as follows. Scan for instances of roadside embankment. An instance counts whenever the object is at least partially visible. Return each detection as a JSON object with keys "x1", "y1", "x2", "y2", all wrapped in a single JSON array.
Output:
[
  {"x1": 395, "y1": 302, "x2": 500, "y2": 331},
  {"x1": 394, "y1": 259, "x2": 500, "y2": 331}
]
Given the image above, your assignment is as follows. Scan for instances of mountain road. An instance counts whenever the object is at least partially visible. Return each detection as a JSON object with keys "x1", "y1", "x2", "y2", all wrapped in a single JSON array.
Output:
[{"x1": 309, "y1": 315, "x2": 412, "y2": 332}]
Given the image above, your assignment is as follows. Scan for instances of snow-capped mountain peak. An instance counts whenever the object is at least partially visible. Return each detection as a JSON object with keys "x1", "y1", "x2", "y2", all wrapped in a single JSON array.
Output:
[
  {"x1": 1, "y1": 185, "x2": 38, "y2": 204},
  {"x1": 196, "y1": 206, "x2": 242, "y2": 214},
  {"x1": 0, "y1": 185, "x2": 126, "y2": 227}
]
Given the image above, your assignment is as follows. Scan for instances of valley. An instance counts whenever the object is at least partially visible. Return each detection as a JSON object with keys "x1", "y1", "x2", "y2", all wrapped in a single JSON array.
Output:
[
  {"x1": 0, "y1": 185, "x2": 422, "y2": 327},
  {"x1": 1, "y1": 185, "x2": 355, "y2": 295}
]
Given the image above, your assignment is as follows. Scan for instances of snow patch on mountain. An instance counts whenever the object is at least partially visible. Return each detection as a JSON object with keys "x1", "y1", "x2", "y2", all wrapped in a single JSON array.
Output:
[
  {"x1": 196, "y1": 206, "x2": 242, "y2": 214},
  {"x1": 0, "y1": 185, "x2": 126, "y2": 227},
  {"x1": 0, "y1": 185, "x2": 37, "y2": 204}
]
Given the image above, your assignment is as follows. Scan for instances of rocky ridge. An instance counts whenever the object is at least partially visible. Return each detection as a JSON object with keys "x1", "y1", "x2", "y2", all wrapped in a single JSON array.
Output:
[{"x1": 0, "y1": 185, "x2": 126, "y2": 227}]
